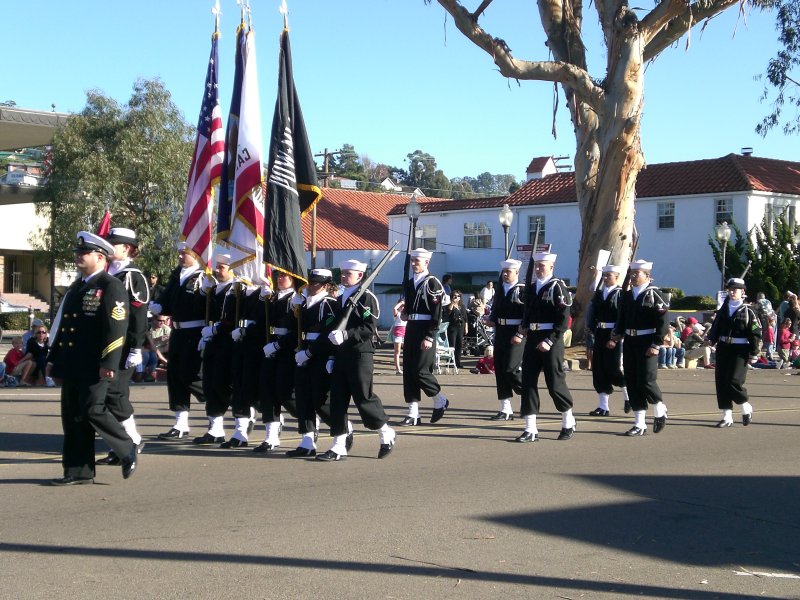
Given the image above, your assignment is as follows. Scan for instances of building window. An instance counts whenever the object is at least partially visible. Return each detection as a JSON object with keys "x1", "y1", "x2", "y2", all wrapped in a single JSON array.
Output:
[
  {"x1": 658, "y1": 202, "x2": 675, "y2": 230},
  {"x1": 418, "y1": 224, "x2": 437, "y2": 251},
  {"x1": 715, "y1": 198, "x2": 733, "y2": 225},
  {"x1": 528, "y1": 215, "x2": 546, "y2": 243},
  {"x1": 463, "y1": 222, "x2": 492, "y2": 249}
]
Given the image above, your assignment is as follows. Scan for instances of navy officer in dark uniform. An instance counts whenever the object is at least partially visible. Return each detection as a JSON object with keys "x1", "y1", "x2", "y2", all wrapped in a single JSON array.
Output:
[
  {"x1": 96, "y1": 227, "x2": 149, "y2": 466},
  {"x1": 609, "y1": 259, "x2": 670, "y2": 436},
  {"x1": 194, "y1": 253, "x2": 237, "y2": 444},
  {"x1": 400, "y1": 248, "x2": 449, "y2": 425},
  {"x1": 317, "y1": 259, "x2": 396, "y2": 461},
  {"x1": 485, "y1": 258, "x2": 525, "y2": 420},
  {"x1": 513, "y1": 251, "x2": 576, "y2": 442},
  {"x1": 707, "y1": 277, "x2": 761, "y2": 427},
  {"x1": 47, "y1": 231, "x2": 137, "y2": 485},
  {"x1": 587, "y1": 264, "x2": 630, "y2": 417},
  {"x1": 150, "y1": 242, "x2": 206, "y2": 439}
]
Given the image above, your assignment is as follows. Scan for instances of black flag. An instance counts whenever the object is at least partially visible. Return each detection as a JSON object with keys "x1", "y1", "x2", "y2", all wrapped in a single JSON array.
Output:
[{"x1": 263, "y1": 28, "x2": 321, "y2": 284}]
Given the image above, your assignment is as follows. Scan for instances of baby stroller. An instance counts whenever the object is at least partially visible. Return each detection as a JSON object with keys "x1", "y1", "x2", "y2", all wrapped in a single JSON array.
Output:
[{"x1": 465, "y1": 311, "x2": 494, "y2": 357}]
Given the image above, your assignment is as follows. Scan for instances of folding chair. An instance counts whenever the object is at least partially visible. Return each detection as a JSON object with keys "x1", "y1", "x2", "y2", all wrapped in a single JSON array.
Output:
[{"x1": 434, "y1": 322, "x2": 458, "y2": 375}]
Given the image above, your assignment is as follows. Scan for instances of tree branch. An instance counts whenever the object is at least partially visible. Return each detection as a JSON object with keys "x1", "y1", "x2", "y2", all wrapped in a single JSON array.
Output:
[
  {"x1": 473, "y1": 0, "x2": 495, "y2": 19},
  {"x1": 639, "y1": 0, "x2": 688, "y2": 46},
  {"x1": 436, "y1": 0, "x2": 604, "y2": 110},
  {"x1": 643, "y1": 0, "x2": 741, "y2": 61}
]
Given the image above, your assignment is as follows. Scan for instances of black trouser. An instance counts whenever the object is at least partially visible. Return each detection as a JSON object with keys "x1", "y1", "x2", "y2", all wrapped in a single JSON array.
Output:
[
  {"x1": 592, "y1": 328, "x2": 625, "y2": 394},
  {"x1": 166, "y1": 328, "x2": 203, "y2": 412},
  {"x1": 231, "y1": 333, "x2": 262, "y2": 419},
  {"x1": 294, "y1": 355, "x2": 332, "y2": 435},
  {"x1": 520, "y1": 333, "x2": 573, "y2": 415},
  {"x1": 714, "y1": 343, "x2": 750, "y2": 409},
  {"x1": 106, "y1": 366, "x2": 135, "y2": 422},
  {"x1": 202, "y1": 337, "x2": 232, "y2": 418},
  {"x1": 493, "y1": 326, "x2": 524, "y2": 399},
  {"x1": 402, "y1": 322, "x2": 440, "y2": 402},
  {"x1": 330, "y1": 350, "x2": 387, "y2": 436},
  {"x1": 622, "y1": 335, "x2": 662, "y2": 411},
  {"x1": 259, "y1": 350, "x2": 297, "y2": 423},
  {"x1": 60, "y1": 377, "x2": 135, "y2": 479},
  {"x1": 446, "y1": 324, "x2": 465, "y2": 368}
]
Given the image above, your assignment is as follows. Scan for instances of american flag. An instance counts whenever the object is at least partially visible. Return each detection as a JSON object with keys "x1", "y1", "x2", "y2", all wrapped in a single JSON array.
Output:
[{"x1": 180, "y1": 30, "x2": 224, "y2": 271}]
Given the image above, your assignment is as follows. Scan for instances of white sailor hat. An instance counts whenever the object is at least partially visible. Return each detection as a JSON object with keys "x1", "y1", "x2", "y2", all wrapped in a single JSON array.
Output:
[
  {"x1": 309, "y1": 268, "x2": 333, "y2": 283},
  {"x1": 726, "y1": 277, "x2": 746, "y2": 289},
  {"x1": 410, "y1": 248, "x2": 432, "y2": 260},
  {"x1": 629, "y1": 259, "x2": 653, "y2": 271},
  {"x1": 602, "y1": 264, "x2": 624, "y2": 274},
  {"x1": 215, "y1": 253, "x2": 232, "y2": 266},
  {"x1": 533, "y1": 251, "x2": 557, "y2": 263},
  {"x1": 177, "y1": 241, "x2": 189, "y2": 252},
  {"x1": 105, "y1": 227, "x2": 139, "y2": 247},
  {"x1": 501, "y1": 259, "x2": 522, "y2": 270},
  {"x1": 340, "y1": 259, "x2": 367, "y2": 272},
  {"x1": 75, "y1": 231, "x2": 115, "y2": 256}
]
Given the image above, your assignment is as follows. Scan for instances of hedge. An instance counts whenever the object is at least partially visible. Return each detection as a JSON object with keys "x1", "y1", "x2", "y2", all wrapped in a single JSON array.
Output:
[{"x1": 670, "y1": 295, "x2": 716, "y2": 310}]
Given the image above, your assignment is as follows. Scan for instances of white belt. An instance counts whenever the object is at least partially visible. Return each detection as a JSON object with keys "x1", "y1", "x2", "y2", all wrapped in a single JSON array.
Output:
[
  {"x1": 625, "y1": 328, "x2": 656, "y2": 336},
  {"x1": 719, "y1": 336, "x2": 748, "y2": 344},
  {"x1": 528, "y1": 323, "x2": 554, "y2": 331},
  {"x1": 408, "y1": 314, "x2": 432, "y2": 321},
  {"x1": 240, "y1": 319, "x2": 256, "y2": 327},
  {"x1": 271, "y1": 327, "x2": 289, "y2": 335},
  {"x1": 173, "y1": 320, "x2": 204, "y2": 330},
  {"x1": 306, "y1": 332, "x2": 320, "y2": 340},
  {"x1": 497, "y1": 318, "x2": 522, "y2": 325},
  {"x1": 597, "y1": 322, "x2": 616, "y2": 329}
]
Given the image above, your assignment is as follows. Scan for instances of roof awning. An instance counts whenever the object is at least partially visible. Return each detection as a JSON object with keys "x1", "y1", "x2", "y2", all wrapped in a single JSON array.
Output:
[{"x1": 0, "y1": 107, "x2": 70, "y2": 151}]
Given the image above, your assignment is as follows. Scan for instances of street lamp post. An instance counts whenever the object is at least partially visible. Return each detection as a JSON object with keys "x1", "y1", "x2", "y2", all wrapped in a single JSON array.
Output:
[
  {"x1": 715, "y1": 221, "x2": 732, "y2": 290},
  {"x1": 794, "y1": 230, "x2": 800, "y2": 294},
  {"x1": 499, "y1": 203, "x2": 514, "y2": 259}
]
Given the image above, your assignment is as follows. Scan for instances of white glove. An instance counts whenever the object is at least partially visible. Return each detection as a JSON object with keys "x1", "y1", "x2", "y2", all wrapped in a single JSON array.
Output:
[
  {"x1": 197, "y1": 338, "x2": 206, "y2": 352},
  {"x1": 328, "y1": 330, "x2": 347, "y2": 346},
  {"x1": 201, "y1": 275, "x2": 215, "y2": 291},
  {"x1": 149, "y1": 302, "x2": 162, "y2": 316},
  {"x1": 259, "y1": 285, "x2": 273, "y2": 300},
  {"x1": 201, "y1": 325, "x2": 214, "y2": 339},
  {"x1": 263, "y1": 341, "x2": 280, "y2": 358},
  {"x1": 291, "y1": 293, "x2": 305, "y2": 307},
  {"x1": 231, "y1": 327, "x2": 245, "y2": 342},
  {"x1": 124, "y1": 349, "x2": 143, "y2": 369},
  {"x1": 326, "y1": 359, "x2": 334, "y2": 374},
  {"x1": 295, "y1": 349, "x2": 311, "y2": 366}
]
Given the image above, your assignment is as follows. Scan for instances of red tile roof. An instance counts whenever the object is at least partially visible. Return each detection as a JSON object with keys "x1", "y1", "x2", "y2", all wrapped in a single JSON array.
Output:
[
  {"x1": 302, "y1": 188, "x2": 410, "y2": 250},
  {"x1": 526, "y1": 156, "x2": 553, "y2": 173}
]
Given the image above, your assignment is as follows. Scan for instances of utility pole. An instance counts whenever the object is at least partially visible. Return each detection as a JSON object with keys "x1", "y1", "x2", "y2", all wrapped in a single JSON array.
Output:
[{"x1": 312, "y1": 147, "x2": 345, "y2": 269}]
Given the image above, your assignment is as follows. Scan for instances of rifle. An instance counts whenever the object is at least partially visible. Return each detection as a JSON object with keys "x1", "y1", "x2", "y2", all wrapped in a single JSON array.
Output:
[
  {"x1": 741, "y1": 261, "x2": 753, "y2": 279},
  {"x1": 619, "y1": 224, "x2": 640, "y2": 293},
  {"x1": 333, "y1": 241, "x2": 399, "y2": 332},
  {"x1": 521, "y1": 220, "x2": 542, "y2": 325}
]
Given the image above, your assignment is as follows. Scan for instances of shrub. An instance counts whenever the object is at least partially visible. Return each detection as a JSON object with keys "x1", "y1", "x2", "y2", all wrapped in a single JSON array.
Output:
[
  {"x1": 660, "y1": 287, "x2": 684, "y2": 299},
  {"x1": 670, "y1": 295, "x2": 717, "y2": 310}
]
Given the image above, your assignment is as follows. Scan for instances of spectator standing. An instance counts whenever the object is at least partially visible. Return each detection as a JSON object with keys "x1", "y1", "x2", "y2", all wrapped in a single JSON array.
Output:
[
  {"x1": 762, "y1": 314, "x2": 776, "y2": 361},
  {"x1": 391, "y1": 299, "x2": 407, "y2": 375},
  {"x1": 785, "y1": 294, "x2": 800, "y2": 335},
  {"x1": 777, "y1": 317, "x2": 793, "y2": 368},
  {"x1": 443, "y1": 290, "x2": 467, "y2": 369},
  {"x1": 479, "y1": 280, "x2": 495, "y2": 305},
  {"x1": 149, "y1": 273, "x2": 165, "y2": 303}
]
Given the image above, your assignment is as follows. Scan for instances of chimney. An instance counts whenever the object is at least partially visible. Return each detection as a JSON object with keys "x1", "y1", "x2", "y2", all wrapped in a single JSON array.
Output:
[{"x1": 741, "y1": 147, "x2": 753, "y2": 157}]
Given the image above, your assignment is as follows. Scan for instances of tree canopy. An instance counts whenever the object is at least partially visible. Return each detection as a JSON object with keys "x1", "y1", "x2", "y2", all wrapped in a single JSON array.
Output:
[{"x1": 32, "y1": 78, "x2": 194, "y2": 277}]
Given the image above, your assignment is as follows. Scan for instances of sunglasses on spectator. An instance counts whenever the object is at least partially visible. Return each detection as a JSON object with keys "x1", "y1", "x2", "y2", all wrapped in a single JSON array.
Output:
[{"x1": 36, "y1": 330, "x2": 47, "y2": 335}]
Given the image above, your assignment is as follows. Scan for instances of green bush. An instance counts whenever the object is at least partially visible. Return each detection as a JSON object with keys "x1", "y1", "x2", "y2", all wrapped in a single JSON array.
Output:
[
  {"x1": 670, "y1": 295, "x2": 717, "y2": 310},
  {"x1": 0, "y1": 311, "x2": 48, "y2": 331},
  {"x1": 660, "y1": 287, "x2": 684, "y2": 299}
]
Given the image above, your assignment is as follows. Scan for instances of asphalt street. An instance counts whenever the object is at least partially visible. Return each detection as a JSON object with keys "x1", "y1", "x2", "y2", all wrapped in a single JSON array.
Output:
[{"x1": 1, "y1": 358, "x2": 799, "y2": 599}]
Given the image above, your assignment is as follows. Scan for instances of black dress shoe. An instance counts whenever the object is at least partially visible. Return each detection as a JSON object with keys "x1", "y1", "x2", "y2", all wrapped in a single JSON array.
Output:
[
  {"x1": 220, "y1": 438, "x2": 248, "y2": 449},
  {"x1": 378, "y1": 441, "x2": 394, "y2": 459},
  {"x1": 193, "y1": 432, "x2": 225, "y2": 445},
  {"x1": 96, "y1": 451, "x2": 121, "y2": 466},
  {"x1": 653, "y1": 415, "x2": 667, "y2": 434},
  {"x1": 515, "y1": 431, "x2": 538, "y2": 443},
  {"x1": 623, "y1": 401, "x2": 632, "y2": 414},
  {"x1": 743, "y1": 413, "x2": 752, "y2": 426},
  {"x1": 121, "y1": 448, "x2": 137, "y2": 479},
  {"x1": 557, "y1": 427, "x2": 575, "y2": 440},
  {"x1": 315, "y1": 449, "x2": 345, "y2": 462},
  {"x1": 588, "y1": 408, "x2": 610, "y2": 417},
  {"x1": 490, "y1": 412, "x2": 514, "y2": 421},
  {"x1": 624, "y1": 426, "x2": 646, "y2": 436},
  {"x1": 50, "y1": 475, "x2": 94, "y2": 486},
  {"x1": 253, "y1": 441, "x2": 279, "y2": 453},
  {"x1": 430, "y1": 399, "x2": 449, "y2": 424},
  {"x1": 399, "y1": 416, "x2": 421, "y2": 426},
  {"x1": 715, "y1": 420, "x2": 733, "y2": 428},
  {"x1": 286, "y1": 447, "x2": 316, "y2": 457},
  {"x1": 345, "y1": 432, "x2": 354, "y2": 452},
  {"x1": 158, "y1": 428, "x2": 187, "y2": 440}
]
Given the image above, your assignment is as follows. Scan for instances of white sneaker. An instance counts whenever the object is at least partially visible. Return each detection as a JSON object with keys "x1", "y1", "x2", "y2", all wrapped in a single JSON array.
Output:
[{"x1": 45, "y1": 376, "x2": 56, "y2": 388}]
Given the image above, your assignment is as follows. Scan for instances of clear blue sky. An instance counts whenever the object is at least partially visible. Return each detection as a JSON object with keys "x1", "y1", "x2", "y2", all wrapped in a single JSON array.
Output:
[{"x1": 4, "y1": 0, "x2": 795, "y2": 181}]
